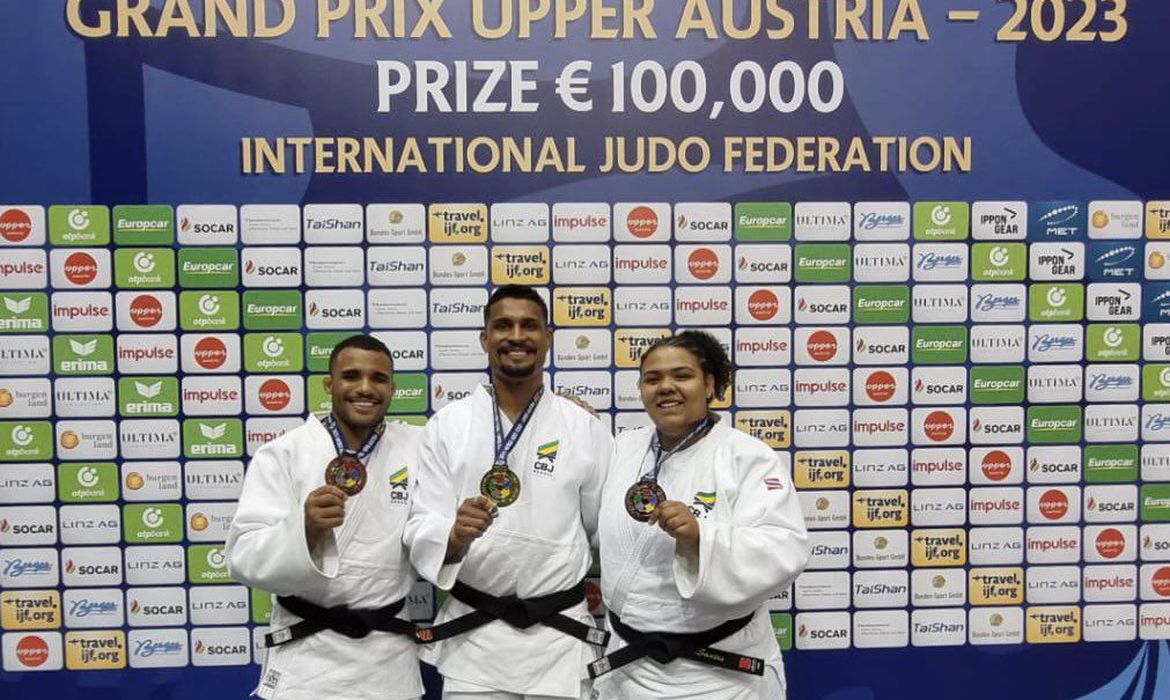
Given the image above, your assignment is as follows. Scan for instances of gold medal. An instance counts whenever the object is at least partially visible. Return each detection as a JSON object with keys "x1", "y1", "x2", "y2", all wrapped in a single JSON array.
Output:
[{"x1": 480, "y1": 464, "x2": 521, "y2": 507}]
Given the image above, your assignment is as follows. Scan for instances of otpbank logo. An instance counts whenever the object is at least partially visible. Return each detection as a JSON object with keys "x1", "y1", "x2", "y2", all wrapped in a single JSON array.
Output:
[{"x1": 913, "y1": 202, "x2": 968, "y2": 240}]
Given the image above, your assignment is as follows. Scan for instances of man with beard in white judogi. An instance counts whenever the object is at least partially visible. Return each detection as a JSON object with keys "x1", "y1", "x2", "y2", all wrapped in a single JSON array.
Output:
[
  {"x1": 404, "y1": 284, "x2": 613, "y2": 700},
  {"x1": 592, "y1": 330, "x2": 809, "y2": 699},
  {"x1": 227, "y1": 334, "x2": 426, "y2": 700}
]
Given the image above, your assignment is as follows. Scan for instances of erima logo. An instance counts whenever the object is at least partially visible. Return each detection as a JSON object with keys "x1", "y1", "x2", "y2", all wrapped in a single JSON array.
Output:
[
  {"x1": 199, "y1": 423, "x2": 227, "y2": 440},
  {"x1": 4, "y1": 297, "x2": 32, "y2": 314},
  {"x1": 69, "y1": 339, "x2": 98, "y2": 356}
]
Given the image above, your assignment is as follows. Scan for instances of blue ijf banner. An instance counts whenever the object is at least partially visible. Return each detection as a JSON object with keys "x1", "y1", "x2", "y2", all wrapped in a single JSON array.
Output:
[{"x1": 1, "y1": 1, "x2": 1169, "y2": 698}]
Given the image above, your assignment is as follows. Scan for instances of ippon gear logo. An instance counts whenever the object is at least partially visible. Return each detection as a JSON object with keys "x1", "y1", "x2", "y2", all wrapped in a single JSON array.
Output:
[
  {"x1": 748, "y1": 290, "x2": 779, "y2": 321},
  {"x1": 63, "y1": 252, "x2": 99, "y2": 285},
  {"x1": 626, "y1": 206, "x2": 659, "y2": 238},
  {"x1": 687, "y1": 248, "x2": 719, "y2": 280},
  {"x1": 0, "y1": 209, "x2": 33, "y2": 243}
]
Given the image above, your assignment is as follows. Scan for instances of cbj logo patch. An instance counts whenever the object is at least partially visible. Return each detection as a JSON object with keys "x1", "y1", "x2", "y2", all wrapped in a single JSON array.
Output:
[
  {"x1": 533, "y1": 440, "x2": 559, "y2": 477},
  {"x1": 387, "y1": 466, "x2": 409, "y2": 505},
  {"x1": 690, "y1": 491, "x2": 717, "y2": 518}
]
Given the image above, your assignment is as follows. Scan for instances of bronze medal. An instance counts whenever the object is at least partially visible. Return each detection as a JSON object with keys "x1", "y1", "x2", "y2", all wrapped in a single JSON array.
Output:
[
  {"x1": 325, "y1": 454, "x2": 367, "y2": 496},
  {"x1": 624, "y1": 479, "x2": 667, "y2": 522},
  {"x1": 480, "y1": 464, "x2": 521, "y2": 507}
]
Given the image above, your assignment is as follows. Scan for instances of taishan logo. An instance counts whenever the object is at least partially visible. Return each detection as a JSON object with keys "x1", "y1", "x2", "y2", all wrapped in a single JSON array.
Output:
[
  {"x1": 748, "y1": 289, "x2": 779, "y2": 321},
  {"x1": 626, "y1": 206, "x2": 659, "y2": 238},
  {"x1": 0, "y1": 209, "x2": 33, "y2": 243},
  {"x1": 687, "y1": 248, "x2": 719, "y2": 280}
]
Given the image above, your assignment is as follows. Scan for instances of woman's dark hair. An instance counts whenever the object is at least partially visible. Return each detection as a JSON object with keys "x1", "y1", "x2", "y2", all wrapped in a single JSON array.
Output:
[{"x1": 639, "y1": 330, "x2": 733, "y2": 401}]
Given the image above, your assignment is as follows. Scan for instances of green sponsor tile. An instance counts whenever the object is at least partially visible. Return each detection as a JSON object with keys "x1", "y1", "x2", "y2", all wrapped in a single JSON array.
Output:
[
  {"x1": 1086, "y1": 324, "x2": 1140, "y2": 362},
  {"x1": 118, "y1": 376, "x2": 180, "y2": 417},
  {"x1": 179, "y1": 291, "x2": 239, "y2": 331},
  {"x1": 243, "y1": 333, "x2": 304, "y2": 373},
  {"x1": 771, "y1": 612, "x2": 793, "y2": 651},
  {"x1": 57, "y1": 462, "x2": 119, "y2": 502},
  {"x1": 122, "y1": 503, "x2": 183, "y2": 543},
  {"x1": 911, "y1": 326, "x2": 967, "y2": 365},
  {"x1": 971, "y1": 243, "x2": 1027, "y2": 281},
  {"x1": 113, "y1": 205, "x2": 174, "y2": 245},
  {"x1": 178, "y1": 248, "x2": 239, "y2": 288},
  {"x1": 794, "y1": 244, "x2": 851, "y2": 283},
  {"x1": 735, "y1": 203, "x2": 792, "y2": 241},
  {"x1": 1143, "y1": 364, "x2": 1170, "y2": 402},
  {"x1": 307, "y1": 375, "x2": 331, "y2": 414},
  {"x1": 913, "y1": 201, "x2": 969, "y2": 240},
  {"x1": 306, "y1": 332, "x2": 351, "y2": 373},
  {"x1": 1026, "y1": 405, "x2": 1082, "y2": 444},
  {"x1": 243, "y1": 290, "x2": 302, "y2": 331},
  {"x1": 1029, "y1": 283, "x2": 1085, "y2": 322},
  {"x1": 0, "y1": 292, "x2": 49, "y2": 334},
  {"x1": 187, "y1": 544, "x2": 234, "y2": 584},
  {"x1": 53, "y1": 334, "x2": 115, "y2": 375},
  {"x1": 182, "y1": 418, "x2": 244, "y2": 459},
  {"x1": 853, "y1": 285, "x2": 910, "y2": 325},
  {"x1": 1142, "y1": 484, "x2": 1170, "y2": 521},
  {"x1": 49, "y1": 205, "x2": 110, "y2": 246},
  {"x1": 1084, "y1": 445, "x2": 1139, "y2": 484},
  {"x1": 250, "y1": 588, "x2": 273, "y2": 624},
  {"x1": 0, "y1": 421, "x2": 53, "y2": 461},
  {"x1": 969, "y1": 366, "x2": 1025, "y2": 405},
  {"x1": 390, "y1": 373, "x2": 429, "y2": 414},
  {"x1": 113, "y1": 248, "x2": 175, "y2": 288}
]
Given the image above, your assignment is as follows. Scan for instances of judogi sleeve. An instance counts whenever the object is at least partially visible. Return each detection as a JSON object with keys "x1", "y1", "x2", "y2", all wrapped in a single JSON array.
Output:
[
  {"x1": 581, "y1": 417, "x2": 615, "y2": 549},
  {"x1": 403, "y1": 412, "x2": 461, "y2": 589},
  {"x1": 672, "y1": 445, "x2": 809, "y2": 608},
  {"x1": 226, "y1": 445, "x2": 339, "y2": 595}
]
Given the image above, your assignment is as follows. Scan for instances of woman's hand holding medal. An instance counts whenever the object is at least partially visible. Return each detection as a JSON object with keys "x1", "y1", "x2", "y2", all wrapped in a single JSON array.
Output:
[
  {"x1": 647, "y1": 500, "x2": 700, "y2": 558},
  {"x1": 304, "y1": 485, "x2": 348, "y2": 550},
  {"x1": 445, "y1": 495, "x2": 499, "y2": 563}
]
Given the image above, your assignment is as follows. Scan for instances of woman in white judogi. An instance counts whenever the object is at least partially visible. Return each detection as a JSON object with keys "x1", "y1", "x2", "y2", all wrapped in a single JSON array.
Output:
[
  {"x1": 594, "y1": 330, "x2": 809, "y2": 700},
  {"x1": 226, "y1": 337, "x2": 424, "y2": 700}
]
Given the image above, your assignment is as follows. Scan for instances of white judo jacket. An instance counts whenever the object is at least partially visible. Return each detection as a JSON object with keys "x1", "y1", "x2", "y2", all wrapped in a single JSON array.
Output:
[
  {"x1": 596, "y1": 421, "x2": 809, "y2": 700},
  {"x1": 226, "y1": 414, "x2": 424, "y2": 700},
  {"x1": 403, "y1": 385, "x2": 612, "y2": 697}
]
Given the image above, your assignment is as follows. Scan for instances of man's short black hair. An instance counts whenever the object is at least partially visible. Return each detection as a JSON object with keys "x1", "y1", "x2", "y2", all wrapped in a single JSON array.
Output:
[
  {"x1": 328, "y1": 334, "x2": 394, "y2": 373},
  {"x1": 483, "y1": 284, "x2": 549, "y2": 325}
]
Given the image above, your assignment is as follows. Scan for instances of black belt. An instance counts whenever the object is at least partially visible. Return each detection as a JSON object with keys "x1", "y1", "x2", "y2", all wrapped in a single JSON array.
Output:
[
  {"x1": 415, "y1": 578, "x2": 609, "y2": 647},
  {"x1": 264, "y1": 595, "x2": 417, "y2": 647},
  {"x1": 587, "y1": 611, "x2": 764, "y2": 679}
]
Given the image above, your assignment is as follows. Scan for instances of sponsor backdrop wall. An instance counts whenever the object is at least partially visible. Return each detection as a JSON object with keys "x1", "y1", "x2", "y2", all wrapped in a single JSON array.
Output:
[{"x1": 2, "y1": 1, "x2": 1169, "y2": 698}]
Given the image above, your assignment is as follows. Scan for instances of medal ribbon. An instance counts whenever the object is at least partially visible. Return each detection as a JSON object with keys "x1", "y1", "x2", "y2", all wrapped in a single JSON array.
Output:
[
  {"x1": 491, "y1": 386, "x2": 544, "y2": 467},
  {"x1": 641, "y1": 414, "x2": 717, "y2": 483},
  {"x1": 322, "y1": 414, "x2": 386, "y2": 461}
]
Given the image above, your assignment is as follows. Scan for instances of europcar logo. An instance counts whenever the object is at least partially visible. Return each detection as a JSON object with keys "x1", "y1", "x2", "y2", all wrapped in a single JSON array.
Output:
[
  {"x1": 734, "y1": 202, "x2": 791, "y2": 241},
  {"x1": 113, "y1": 205, "x2": 174, "y2": 245},
  {"x1": 178, "y1": 248, "x2": 239, "y2": 288},
  {"x1": 242, "y1": 290, "x2": 301, "y2": 331}
]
